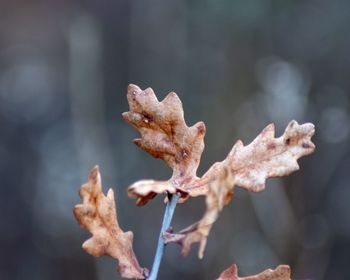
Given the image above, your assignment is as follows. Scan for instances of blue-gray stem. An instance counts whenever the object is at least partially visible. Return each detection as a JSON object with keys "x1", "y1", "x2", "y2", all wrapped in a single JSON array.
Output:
[{"x1": 147, "y1": 193, "x2": 181, "y2": 280}]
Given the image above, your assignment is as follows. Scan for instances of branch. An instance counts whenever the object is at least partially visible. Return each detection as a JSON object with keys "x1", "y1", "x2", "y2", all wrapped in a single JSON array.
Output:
[{"x1": 147, "y1": 193, "x2": 181, "y2": 280}]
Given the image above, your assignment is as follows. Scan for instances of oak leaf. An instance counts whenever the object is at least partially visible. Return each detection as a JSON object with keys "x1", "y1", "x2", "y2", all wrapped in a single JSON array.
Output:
[
  {"x1": 73, "y1": 166, "x2": 146, "y2": 279},
  {"x1": 122, "y1": 85, "x2": 315, "y2": 259},
  {"x1": 123, "y1": 84, "x2": 205, "y2": 205},
  {"x1": 217, "y1": 264, "x2": 291, "y2": 280},
  {"x1": 123, "y1": 85, "x2": 314, "y2": 207},
  {"x1": 164, "y1": 121, "x2": 315, "y2": 258}
]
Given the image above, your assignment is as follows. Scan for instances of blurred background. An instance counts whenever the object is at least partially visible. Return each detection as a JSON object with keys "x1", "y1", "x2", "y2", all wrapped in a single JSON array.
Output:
[{"x1": 1, "y1": 0, "x2": 350, "y2": 279}]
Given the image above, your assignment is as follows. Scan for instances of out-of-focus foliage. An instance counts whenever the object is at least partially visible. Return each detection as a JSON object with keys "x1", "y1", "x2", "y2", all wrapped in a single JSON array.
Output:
[
  {"x1": 0, "y1": 0, "x2": 349, "y2": 279},
  {"x1": 217, "y1": 264, "x2": 290, "y2": 280}
]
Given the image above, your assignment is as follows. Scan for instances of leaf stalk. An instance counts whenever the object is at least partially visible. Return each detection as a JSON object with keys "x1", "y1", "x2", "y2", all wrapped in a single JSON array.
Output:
[{"x1": 147, "y1": 193, "x2": 180, "y2": 280}]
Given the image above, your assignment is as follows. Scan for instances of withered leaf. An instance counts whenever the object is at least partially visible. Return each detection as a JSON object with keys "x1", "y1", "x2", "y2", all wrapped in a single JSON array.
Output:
[
  {"x1": 123, "y1": 85, "x2": 315, "y2": 208},
  {"x1": 164, "y1": 121, "x2": 315, "y2": 258},
  {"x1": 123, "y1": 84, "x2": 206, "y2": 182},
  {"x1": 127, "y1": 179, "x2": 188, "y2": 206},
  {"x1": 122, "y1": 85, "x2": 315, "y2": 260},
  {"x1": 73, "y1": 166, "x2": 146, "y2": 279},
  {"x1": 187, "y1": 120, "x2": 315, "y2": 196},
  {"x1": 123, "y1": 84, "x2": 205, "y2": 205},
  {"x1": 217, "y1": 264, "x2": 291, "y2": 280}
]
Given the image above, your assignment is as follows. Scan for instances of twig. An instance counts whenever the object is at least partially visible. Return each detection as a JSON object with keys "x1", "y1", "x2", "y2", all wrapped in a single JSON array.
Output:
[{"x1": 147, "y1": 192, "x2": 181, "y2": 280}]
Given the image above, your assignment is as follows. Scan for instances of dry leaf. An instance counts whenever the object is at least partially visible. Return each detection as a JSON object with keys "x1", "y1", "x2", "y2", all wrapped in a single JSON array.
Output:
[
  {"x1": 127, "y1": 179, "x2": 188, "y2": 206},
  {"x1": 124, "y1": 85, "x2": 314, "y2": 207},
  {"x1": 217, "y1": 264, "x2": 291, "y2": 280},
  {"x1": 123, "y1": 84, "x2": 205, "y2": 205},
  {"x1": 187, "y1": 120, "x2": 315, "y2": 196},
  {"x1": 122, "y1": 84, "x2": 315, "y2": 259},
  {"x1": 164, "y1": 121, "x2": 315, "y2": 258},
  {"x1": 123, "y1": 84, "x2": 206, "y2": 182},
  {"x1": 73, "y1": 166, "x2": 146, "y2": 279},
  {"x1": 74, "y1": 85, "x2": 314, "y2": 279}
]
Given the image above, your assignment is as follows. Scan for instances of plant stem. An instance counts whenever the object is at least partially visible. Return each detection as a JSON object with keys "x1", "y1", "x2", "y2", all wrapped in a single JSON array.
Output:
[{"x1": 147, "y1": 192, "x2": 180, "y2": 280}]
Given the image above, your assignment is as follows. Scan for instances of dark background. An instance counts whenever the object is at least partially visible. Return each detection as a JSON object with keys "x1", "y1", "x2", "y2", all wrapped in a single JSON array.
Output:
[{"x1": 1, "y1": 0, "x2": 350, "y2": 279}]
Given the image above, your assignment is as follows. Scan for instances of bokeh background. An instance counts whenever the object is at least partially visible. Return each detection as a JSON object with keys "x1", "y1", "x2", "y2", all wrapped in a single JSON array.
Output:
[{"x1": 1, "y1": 0, "x2": 350, "y2": 279}]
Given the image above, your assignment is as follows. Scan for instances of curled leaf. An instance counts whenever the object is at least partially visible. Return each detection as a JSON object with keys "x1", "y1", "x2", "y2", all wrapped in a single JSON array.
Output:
[
  {"x1": 127, "y1": 179, "x2": 188, "y2": 206},
  {"x1": 217, "y1": 264, "x2": 291, "y2": 280},
  {"x1": 165, "y1": 121, "x2": 315, "y2": 258},
  {"x1": 73, "y1": 166, "x2": 146, "y2": 279}
]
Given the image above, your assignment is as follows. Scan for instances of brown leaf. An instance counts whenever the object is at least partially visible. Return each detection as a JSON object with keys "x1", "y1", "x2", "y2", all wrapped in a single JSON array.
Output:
[
  {"x1": 164, "y1": 121, "x2": 315, "y2": 258},
  {"x1": 127, "y1": 179, "x2": 188, "y2": 206},
  {"x1": 187, "y1": 120, "x2": 315, "y2": 196},
  {"x1": 123, "y1": 85, "x2": 315, "y2": 208},
  {"x1": 123, "y1": 84, "x2": 206, "y2": 182},
  {"x1": 123, "y1": 84, "x2": 205, "y2": 205},
  {"x1": 122, "y1": 85, "x2": 315, "y2": 260},
  {"x1": 217, "y1": 264, "x2": 291, "y2": 280},
  {"x1": 73, "y1": 166, "x2": 147, "y2": 279}
]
